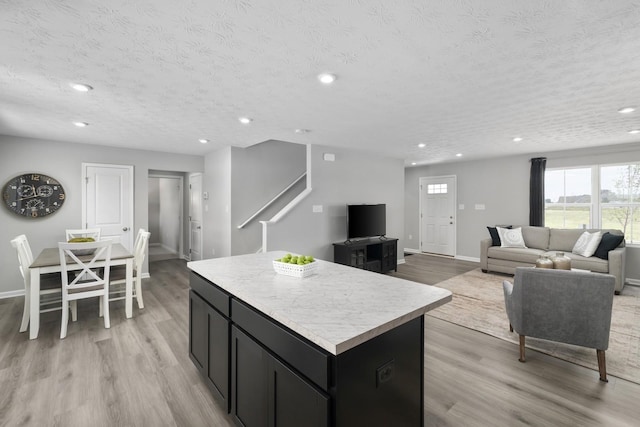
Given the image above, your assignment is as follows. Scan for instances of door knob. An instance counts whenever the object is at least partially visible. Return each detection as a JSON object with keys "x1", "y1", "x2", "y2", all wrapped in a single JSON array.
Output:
[
  {"x1": 123, "y1": 227, "x2": 129, "y2": 231},
  {"x1": 197, "y1": 226, "x2": 202, "y2": 230},
  {"x1": 449, "y1": 222, "x2": 453, "y2": 224}
]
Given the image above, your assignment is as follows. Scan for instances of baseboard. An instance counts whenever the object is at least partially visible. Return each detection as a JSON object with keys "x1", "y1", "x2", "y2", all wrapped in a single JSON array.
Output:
[
  {"x1": 455, "y1": 255, "x2": 480, "y2": 263},
  {"x1": 626, "y1": 278, "x2": 640, "y2": 286},
  {"x1": 0, "y1": 289, "x2": 25, "y2": 300},
  {"x1": 403, "y1": 248, "x2": 421, "y2": 254},
  {"x1": 397, "y1": 258, "x2": 406, "y2": 265}
]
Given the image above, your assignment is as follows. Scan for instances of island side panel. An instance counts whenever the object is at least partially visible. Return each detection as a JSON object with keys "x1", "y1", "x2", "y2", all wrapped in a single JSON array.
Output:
[{"x1": 332, "y1": 316, "x2": 424, "y2": 427}]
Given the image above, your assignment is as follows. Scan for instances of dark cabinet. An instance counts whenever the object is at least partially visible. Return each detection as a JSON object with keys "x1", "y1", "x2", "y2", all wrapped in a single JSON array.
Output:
[
  {"x1": 333, "y1": 238, "x2": 398, "y2": 273},
  {"x1": 231, "y1": 326, "x2": 329, "y2": 427},
  {"x1": 189, "y1": 284, "x2": 230, "y2": 411}
]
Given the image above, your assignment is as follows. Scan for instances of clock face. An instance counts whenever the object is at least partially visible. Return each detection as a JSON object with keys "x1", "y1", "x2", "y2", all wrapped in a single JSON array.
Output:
[{"x1": 3, "y1": 173, "x2": 66, "y2": 218}]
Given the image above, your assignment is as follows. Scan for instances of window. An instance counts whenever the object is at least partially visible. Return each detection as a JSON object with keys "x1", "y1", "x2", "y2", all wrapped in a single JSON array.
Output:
[
  {"x1": 544, "y1": 168, "x2": 592, "y2": 229},
  {"x1": 600, "y1": 165, "x2": 640, "y2": 243},
  {"x1": 545, "y1": 163, "x2": 640, "y2": 244},
  {"x1": 427, "y1": 183, "x2": 447, "y2": 194}
]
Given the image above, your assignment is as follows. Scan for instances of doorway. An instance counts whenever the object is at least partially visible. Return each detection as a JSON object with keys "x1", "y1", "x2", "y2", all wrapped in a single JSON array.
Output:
[
  {"x1": 148, "y1": 174, "x2": 184, "y2": 262},
  {"x1": 419, "y1": 175, "x2": 457, "y2": 257}
]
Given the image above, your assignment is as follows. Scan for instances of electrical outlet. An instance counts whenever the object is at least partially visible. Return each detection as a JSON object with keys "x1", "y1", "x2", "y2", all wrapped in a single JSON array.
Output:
[
  {"x1": 408, "y1": 234, "x2": 413, "y2": 240},
  {"x1": 376, "y1": 359, "x2": 395, "y2": 387}
]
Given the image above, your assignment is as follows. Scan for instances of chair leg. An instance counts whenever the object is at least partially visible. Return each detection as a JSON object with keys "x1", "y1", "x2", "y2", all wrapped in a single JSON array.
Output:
[
  {"x1": 60, "y1": 299, "x2": 69, "y2": 339},
  {"x1": 71, "y1": 301, "x2": 77, "y2": 322},
  {"x1": 99, "y1": 296, "x2": 104, "y2": 318},
  {"x1": 519, "y1": 335, "x2": 526, "y2": 362},
  {"x1": 509, "y1": 323, "x2": 513, "y2": 333},
  {"x1": 597, "y1": 349, "x2": 608, "y2": 382},
  {"x1": 19, "y1": 291, "x2": 30, "y2": 333},
  {"x1": 103, "y1": 292, "x2": 110, "y2": 329},
  {"x1": 135, "y1": 276, "x2": 144, "y2": 309}
]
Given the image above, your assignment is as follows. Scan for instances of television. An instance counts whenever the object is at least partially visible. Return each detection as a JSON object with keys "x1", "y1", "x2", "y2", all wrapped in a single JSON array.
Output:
[{"x1": 347, "y1": 204, "x2": 386, "y2": 239}]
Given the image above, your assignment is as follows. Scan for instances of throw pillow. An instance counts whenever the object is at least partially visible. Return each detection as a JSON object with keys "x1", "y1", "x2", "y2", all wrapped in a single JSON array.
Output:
[
  {"x1": 572, "y1": 231, "x2": 602, "y2": 257},
  {"x1": 497, "y1": 227, "x2": 527, "y2": 248},
  {"x1": 487, "y1": 227, "x2": 501, "y2": 246},
  {"x1": 487, "y1": 225, "x2": 512, "y2": 246},
  {"x1": 593, "y1": 232, "x2": 625, "y2": 260}
]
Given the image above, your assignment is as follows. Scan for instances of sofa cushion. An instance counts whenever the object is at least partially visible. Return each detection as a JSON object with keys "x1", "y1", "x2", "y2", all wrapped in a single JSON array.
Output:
[
  {"x1": 594, "y1": 232, "x2": 625, "y2": 260},
  {"x1": 549, "y1": 229, "x2": 584, "y2": 252},
  {"x1": 488, "y1": 246, "x2": 544, "y2": 263},
  {"x1": 572, "y1": 231, "x2": 603, "y2": 257},
  {"x1": 521, "y1": 226, "x2": 550, "y2": 250},
  {"x1": 498, "y1": 227, "x2": 527, "y2": 248},
  {"x1": 543, "y1": 251, "x2": 609, "y2": 273}
]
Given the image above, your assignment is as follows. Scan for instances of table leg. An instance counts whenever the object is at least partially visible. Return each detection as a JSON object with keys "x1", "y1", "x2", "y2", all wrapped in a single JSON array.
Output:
[
  {"x1": 125, "y1": 259, "x2": 133, "y2": 318},
  {"x1": 29, "y1": 268, "x2": 40, "y2": 340}
]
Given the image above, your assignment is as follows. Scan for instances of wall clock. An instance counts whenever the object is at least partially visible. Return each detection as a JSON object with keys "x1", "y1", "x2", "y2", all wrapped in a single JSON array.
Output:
[{"x1": 3, "y1": 173, "x2": 66, "y2": 218}]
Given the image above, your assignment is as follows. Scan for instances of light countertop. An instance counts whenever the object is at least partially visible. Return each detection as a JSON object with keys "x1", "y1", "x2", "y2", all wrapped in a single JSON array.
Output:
[{"x1": 187, "y1": 251, "x2": 452, "y2": 355}]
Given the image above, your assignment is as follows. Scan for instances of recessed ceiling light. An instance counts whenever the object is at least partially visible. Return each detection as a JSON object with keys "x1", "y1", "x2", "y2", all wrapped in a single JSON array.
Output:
[
  {"x1": 71, "y1": 83, "x2": 93, "y2": 92},
  {"x1": 199, "y1": 139, "x2": 209, "y2": 143},
  {"x1": 73, "y1": 121, "x2": 88, "y2": 127},
  {"x1": 238, "y1": 117, "x2": 253, "y2": 124},
  {"x1": 418, "y1": 143, "x2": 426, "y2": 148},
  {"x1": 295, "y1": 129, "x2": 310, "y2": 134},
  {"x1": 318, "y1": 73, "x2": 336, "y2": 84},
  {"x1": 411, "y1": 162, "x2": 417, "y2": 166},
  {"x1": 456, "y1": 153, "x2": 462, "y2": 157},
  {"x1": 618, "y1": 107, "x2": 636, "y2": 114},
  {"x1": 513, "y1": 137, "x2": 523, "y2": 142},
  {"x1": 629, "y1": 130, "x2": 640, "y2": 134}
]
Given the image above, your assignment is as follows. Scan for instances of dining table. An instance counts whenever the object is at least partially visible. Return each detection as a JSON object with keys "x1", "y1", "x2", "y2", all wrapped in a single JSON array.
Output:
[{"x1": 28, "y1": 243, "x2": 134, "y2": 340}]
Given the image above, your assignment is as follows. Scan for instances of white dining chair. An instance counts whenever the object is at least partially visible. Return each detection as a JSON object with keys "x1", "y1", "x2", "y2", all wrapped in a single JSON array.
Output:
[
  {"x1": 11, "y1": 235, "x2": 67, "y2": 333},
  {"x1": 107, "y1": 229, "x2": 151, "y2": 311},
  {"x1": 65, "y1": 228, "x2": 101, "y2": 241},
  {"x1": 59, "y1": 240, "x2": 113, "y2": 339}
]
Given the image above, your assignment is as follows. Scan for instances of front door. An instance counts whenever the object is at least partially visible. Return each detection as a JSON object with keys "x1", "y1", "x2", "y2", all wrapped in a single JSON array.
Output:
[
  {"x1": 189, "y1": 173, "x2": 203, "y2": 261},
  {"x1": 420, "y1": 175, "x2": 456, "y2": 256},
  {"x1": 83, "y1": 163, "x2": 134, "y2": 251}
]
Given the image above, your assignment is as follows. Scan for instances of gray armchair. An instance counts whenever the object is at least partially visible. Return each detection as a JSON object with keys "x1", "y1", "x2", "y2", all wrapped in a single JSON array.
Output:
[{"x1": 503, "y1": 267, "x2": 615, "y2": 382}]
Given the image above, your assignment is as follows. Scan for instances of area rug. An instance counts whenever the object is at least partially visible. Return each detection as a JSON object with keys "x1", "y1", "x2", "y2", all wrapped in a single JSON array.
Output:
[{"x1": 427, "y1": 268, "x2": 640, "y2": 384}]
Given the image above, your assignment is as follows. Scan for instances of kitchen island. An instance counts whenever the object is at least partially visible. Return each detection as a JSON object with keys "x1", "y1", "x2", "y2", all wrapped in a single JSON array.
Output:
[{"x1": 187, "y1": 251, "x2": 451, "y2": 427}]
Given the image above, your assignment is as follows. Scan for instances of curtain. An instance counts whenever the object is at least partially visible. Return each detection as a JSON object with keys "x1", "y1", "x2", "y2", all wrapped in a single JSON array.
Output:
[{"x1": 530, "y1": 157, "x2": 547, "y2": 226}]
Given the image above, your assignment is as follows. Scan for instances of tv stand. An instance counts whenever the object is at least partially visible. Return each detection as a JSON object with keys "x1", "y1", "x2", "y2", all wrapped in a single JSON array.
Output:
[{"x1": 333, "y1": 237, "x2": 398, "y2": 273}]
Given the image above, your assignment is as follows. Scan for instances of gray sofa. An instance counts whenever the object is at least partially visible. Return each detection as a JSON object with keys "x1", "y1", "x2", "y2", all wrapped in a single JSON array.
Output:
[{"x1": 481, "y1": 226, "x2": 626, "y2": 293}]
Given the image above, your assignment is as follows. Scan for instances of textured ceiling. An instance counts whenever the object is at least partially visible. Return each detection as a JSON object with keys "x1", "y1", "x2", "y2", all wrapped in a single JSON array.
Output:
[{"x1": 1, "y1": 0, "x2": 640, "y2": 166}]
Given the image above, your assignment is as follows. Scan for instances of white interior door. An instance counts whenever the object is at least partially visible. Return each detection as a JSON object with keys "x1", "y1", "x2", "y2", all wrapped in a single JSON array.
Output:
[
  {"x1": 189, "y1": 173, "x2": 203, "y2": 261},
  {"x1": 83, "y1": 163, "x2": 134, "y2": 251},
  {"x1": 420, "y1": 175, "x2": 456, "y2": 256}
]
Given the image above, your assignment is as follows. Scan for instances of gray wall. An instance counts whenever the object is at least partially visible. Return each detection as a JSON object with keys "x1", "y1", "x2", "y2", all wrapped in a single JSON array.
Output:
[
  {"x1": 148, "y1": 177, "x2": 161, "y2": 244},
  {"x1": 1, "y1": 135, "x2": 203, "y2": 295},
  {"x1": 203, "y1": 147, "x2": 232, "y2": 259},
  {"x1": 230, "y1": 140, "x2": 306, "y2": 255},
  {"x1": 266, "y1": 144, "x2": 405, "y2": 262},
  {"x1": 404, "y1": 141, "x2": 640, "y2": 281}
]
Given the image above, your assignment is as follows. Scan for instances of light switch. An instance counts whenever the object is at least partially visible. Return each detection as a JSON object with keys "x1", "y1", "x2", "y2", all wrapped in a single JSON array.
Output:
[
  {"x1": 459, "y1": 204, "x2": 465, "y2": 210},
  {"x1": 323, "y1": 153, "x2": 335, "y2": 162},
  {"x1": 475, "y1": 204, "x2": 485, "y2": 210},
  {"x1": 313, "y1": 205, "x2": 323, "y2": 213}
]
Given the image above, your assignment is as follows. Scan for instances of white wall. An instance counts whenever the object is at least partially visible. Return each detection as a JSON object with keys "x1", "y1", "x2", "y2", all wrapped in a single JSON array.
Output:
[
  {"x1": 0, "y1": 135, "x2": 203, "y2": 295},
  {"x1": 404, "y1": 141, "x2": 640, "y2": 281},
  {"x1": 265, "y1": 144, "x2": 405, "y2": 262},
  {"x1": 158, "y1": 177, "x2": 181, "y2": 253}
]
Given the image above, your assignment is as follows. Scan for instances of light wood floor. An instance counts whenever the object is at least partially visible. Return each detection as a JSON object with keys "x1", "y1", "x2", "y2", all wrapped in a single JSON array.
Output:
[{"x1": 0, "y1": 255, "x2": 638, "y2": 426}]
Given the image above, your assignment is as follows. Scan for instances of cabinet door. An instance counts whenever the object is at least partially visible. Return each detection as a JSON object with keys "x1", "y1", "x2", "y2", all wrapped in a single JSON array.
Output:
[
  {"x1": 189, "y1": 290, "x2": 208, "y2": 374},
  {"x1": 232, "y1": 326, "x2": 269, "y2": 427},
  {"x1": 381, "y1": 241, "x2": 397, "y2": 272},
  {"x1": 208, "y1": 307, "x2": 229, "y2": 409},
  {"x1": 190, "y1": 290, "x2": 231, "y2": 409},
  {"x1": 270, "y1": 357, "x2": 329, "y2": 427}
]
